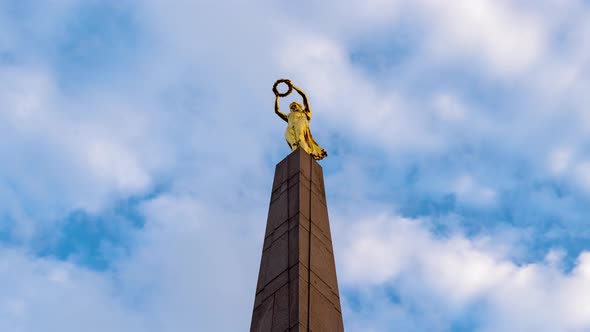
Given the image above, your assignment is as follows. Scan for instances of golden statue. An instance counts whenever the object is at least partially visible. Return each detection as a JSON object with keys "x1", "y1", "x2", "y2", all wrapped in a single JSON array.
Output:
[{"x1": 273, "y1": 79, "x2": 328, "y2": 160}]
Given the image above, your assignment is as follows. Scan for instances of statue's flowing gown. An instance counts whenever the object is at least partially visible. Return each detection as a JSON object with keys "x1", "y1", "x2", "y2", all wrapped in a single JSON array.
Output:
[{"x1": 285, "y1": 110, "x2": 327, "y2": 160}]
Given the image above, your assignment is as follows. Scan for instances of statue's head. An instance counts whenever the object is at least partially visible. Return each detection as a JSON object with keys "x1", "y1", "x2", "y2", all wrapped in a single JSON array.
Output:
[{"x1": 289, "y1": 102, "x2": 303, "y2": 113}]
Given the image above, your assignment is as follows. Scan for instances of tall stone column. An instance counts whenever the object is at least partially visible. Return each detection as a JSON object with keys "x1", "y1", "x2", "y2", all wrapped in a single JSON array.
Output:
[{"x1": 250, "y1": 148, "x2": 344, "y2": 332}]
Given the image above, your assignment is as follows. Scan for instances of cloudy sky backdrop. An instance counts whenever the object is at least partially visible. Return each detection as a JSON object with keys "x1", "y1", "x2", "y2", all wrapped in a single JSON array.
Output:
[{"x1": 1, "y1": 0, "x2": 590, "y2": 331}]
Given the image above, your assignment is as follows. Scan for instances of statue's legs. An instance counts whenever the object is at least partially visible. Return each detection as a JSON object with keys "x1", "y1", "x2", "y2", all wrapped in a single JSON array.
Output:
[{"x1": 285, "y1": 126, "x2": 298, "y2": 151}]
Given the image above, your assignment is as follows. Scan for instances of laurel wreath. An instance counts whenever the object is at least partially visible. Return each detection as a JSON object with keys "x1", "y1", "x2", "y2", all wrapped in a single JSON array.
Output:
[{"x1": 273, "y1": 79, "x2": 293, "y2": 97}]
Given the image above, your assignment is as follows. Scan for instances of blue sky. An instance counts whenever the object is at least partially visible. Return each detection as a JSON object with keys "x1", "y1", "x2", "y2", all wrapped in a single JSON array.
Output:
[{"x1": 1, "y1": 0, "x2": 590, "y2": 331}]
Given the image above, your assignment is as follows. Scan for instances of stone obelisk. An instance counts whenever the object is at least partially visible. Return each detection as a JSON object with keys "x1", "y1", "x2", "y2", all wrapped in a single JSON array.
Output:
[{"x1": 250, "y1": 148, "x2": 344, "y2": 331}]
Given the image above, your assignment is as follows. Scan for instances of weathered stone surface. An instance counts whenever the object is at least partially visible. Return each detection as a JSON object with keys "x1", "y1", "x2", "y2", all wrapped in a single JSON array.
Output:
[
  {"x1": 250, "y1": 148, "x2": 344, "y2": 332},
  {"x1": 309, "y1": 285, "x2": 344, "y2": 332},
  {"x1": 251, "y1": 296, "x2": 274, "y2": 332}
]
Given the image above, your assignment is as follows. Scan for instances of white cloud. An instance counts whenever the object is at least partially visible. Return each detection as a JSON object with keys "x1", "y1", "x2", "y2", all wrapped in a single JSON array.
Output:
[
  {"x1": 340, "y1": 214, "x2": 590, "y2": 331},
  {"x1": 452, "y1": 175, "x2": 497, "y2": 207},
  {"x1": 141, "y1": 194, "x2": 203, "y2": 229},
  {"x1": 84, "y1": 139, "x2": 150, "y2": 193},
  {"x1": 573, "y1": 161, "x2": 590, "y2": 192},
  {"x1": 0, "y1": 191, "x2": 263, "y2": 332},
  {"x1": 0, "y1": 249, "x2": 145, "y2": 332},
  {"x1": 546, "y1": 148, "x2": 590, "y2": 194},
  {"x1": 0, "y1": 65, "x2": 160, "y2": 219},
  {"x1": 419, "y1": 0, "x2": 547, "y2": 75},
  {"x1": 433, "y1": 93, "x2": 467, "y2": 123},
  {"x1": 549, "y1": 146, "x2": 575, "y2": 175}
]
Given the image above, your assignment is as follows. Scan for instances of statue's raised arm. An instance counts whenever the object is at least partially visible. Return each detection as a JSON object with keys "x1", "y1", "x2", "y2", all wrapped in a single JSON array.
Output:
[
  {"x1": 274, "y1": 94, "x2": 288, "y2": 122},
  {"x1": 288, "y1": 80, "x2": 312, "y2": 121},
  {"x1": 272, "y1": 79, "x2": 327, "y2": 160}
]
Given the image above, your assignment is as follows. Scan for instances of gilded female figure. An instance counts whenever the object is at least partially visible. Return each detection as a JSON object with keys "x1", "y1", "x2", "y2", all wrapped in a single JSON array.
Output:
[{"x1": 274, "y1": 79, "x2": 328, "y2": 160}]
